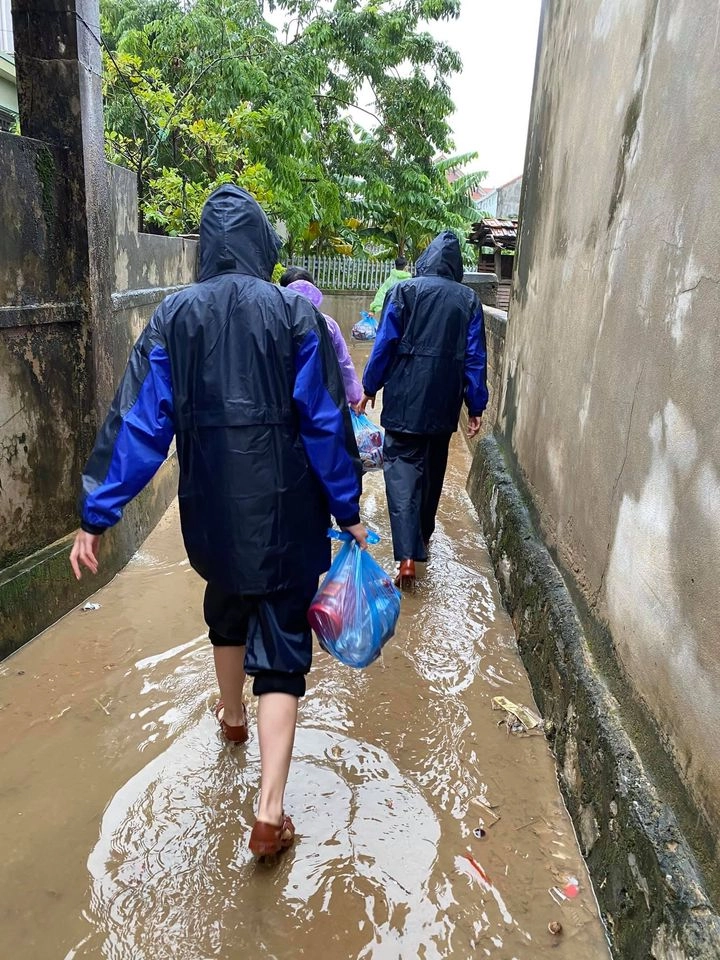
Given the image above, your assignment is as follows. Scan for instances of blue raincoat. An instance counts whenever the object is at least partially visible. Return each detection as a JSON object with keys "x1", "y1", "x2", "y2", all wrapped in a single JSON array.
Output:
[
  {"x1": 80, "y1": 185, "x2": 362, "y2": 595},
  {"x1": 363, "y1": 231, "x2": 488, "y2": 433}
]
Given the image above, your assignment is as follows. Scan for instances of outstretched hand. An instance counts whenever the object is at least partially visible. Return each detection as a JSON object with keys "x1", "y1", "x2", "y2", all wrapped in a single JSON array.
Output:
[
  {"x1": 342, "y1": 523, "x2": 369, "y2": 550},
  {"x1": 70, "y1": 530, "x2": 102, "y2": 580},
  {"x1": 467, "y1": 415, "x2": 483, "y2": 440}
]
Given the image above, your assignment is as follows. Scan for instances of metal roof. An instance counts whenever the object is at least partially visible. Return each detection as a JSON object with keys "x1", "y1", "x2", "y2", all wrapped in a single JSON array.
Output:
[{"x1": 468, "y1": 218, "x2": 518, "y2": 250}]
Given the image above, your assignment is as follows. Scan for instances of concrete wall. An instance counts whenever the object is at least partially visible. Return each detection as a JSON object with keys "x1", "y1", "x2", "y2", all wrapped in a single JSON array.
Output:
[
  {"x1": 496, "y1": 176, "x2": 522, "y2": 219},
  {"x1": 0, "y1": 140, "x2": 196, "y2": 657},
  {"x1": 0, "y1": 133, "x2": 90, "y2": 568},
  {"x1": 321, "y1": 291, "x2": 371, "y2": 340},
  {"x1": 500, "y1": 0, "x2": 720, "y2": 847},
  {"x1": 108, "y1": 164, "x2": 196, "y2": 401}
]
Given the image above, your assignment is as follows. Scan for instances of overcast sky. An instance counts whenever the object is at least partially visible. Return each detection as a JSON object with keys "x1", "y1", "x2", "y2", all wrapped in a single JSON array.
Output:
[{"x1": 430, "y1": 0, "x2": 542, "y2": 188}]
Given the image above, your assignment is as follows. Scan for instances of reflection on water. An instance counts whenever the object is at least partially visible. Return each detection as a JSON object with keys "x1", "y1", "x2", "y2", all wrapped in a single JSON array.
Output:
[
  {"x1": 1, "y1": 426, "x2": 609, "y2": 960},
  {"x1": 67, "y1": 720, "x2": 445, "y2": 960}
]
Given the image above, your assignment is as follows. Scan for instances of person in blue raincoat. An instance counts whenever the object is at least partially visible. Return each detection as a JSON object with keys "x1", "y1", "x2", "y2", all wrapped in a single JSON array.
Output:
[
  {"x1": 70, "y1": 185, "x2": 366, "y2": 858},
  {"x1": 360, "y1": 231, "x2": 487, "y2": 590}
]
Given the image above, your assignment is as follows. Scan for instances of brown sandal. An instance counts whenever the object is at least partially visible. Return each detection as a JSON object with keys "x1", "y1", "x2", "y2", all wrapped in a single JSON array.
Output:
[
  {"x1": 249, "y1": 815, "x2": 295, "y2": 858},
  {"x1": 394, "y1": 559, "x2": 416, "y2": 592},
  {"x1": 214, "y1": 700, "x2": 249, "y2": 744}
]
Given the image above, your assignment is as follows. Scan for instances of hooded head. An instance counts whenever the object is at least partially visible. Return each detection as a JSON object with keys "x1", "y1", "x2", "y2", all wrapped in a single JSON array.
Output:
[
  {"x1": 198, "y1": 185, "x2": 282, "y2": 282},
  {"x1": 415, "y1": 231, "x2": 464, "y2": 282},
  {"x1": 279, "y1": 266, "x2": 315, "y2": 287},
  {"x1": 287, "y1": 278, "x2": 323, "y2": 309}
]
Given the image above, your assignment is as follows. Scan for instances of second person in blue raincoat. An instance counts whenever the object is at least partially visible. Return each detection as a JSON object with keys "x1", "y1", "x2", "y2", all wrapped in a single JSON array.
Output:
[{"x1": 360, "y1": 231, "x2": 488, "y2": 590}]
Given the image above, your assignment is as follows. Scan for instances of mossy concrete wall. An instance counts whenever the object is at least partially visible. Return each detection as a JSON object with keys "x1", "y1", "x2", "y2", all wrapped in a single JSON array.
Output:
[
  {"x1": 0, "y1": 0, "x2": 197, "y2": 657},
  {"x1": 467, "y1": 437, "x2": 720, "y2": 958},
  {"x1": 0, "y1": 134, "x2": 92, "y2": 571},
  {"x1": 0, "y1": 142, "x2": 196, "y2": 658},
  {"x1": 463, "y1": 0, "x2": 720, "y2": 951},
  {"x1": 498, "y1": 0, "x2": 720, "y2": 880}
]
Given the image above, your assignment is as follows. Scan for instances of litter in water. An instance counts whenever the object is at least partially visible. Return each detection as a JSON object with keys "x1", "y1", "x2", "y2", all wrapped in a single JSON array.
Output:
[
  {"x1": 492, "y1": 695, "x2": 543, "y2": 734},
  {"x1": 470, "y1": 796, "x2": 502, "y2": 824},
  {"x1": 563, "y1": 876, "x2": 580, "y2": 899},
  {"x1": 548, "y1": 920, "x2": 563, "y2": 936},
  {"x1": 82, "y1": 602, "x2": 101, "y2": 612},
  {"x1": 463, "y1": 853, "x2": 493, "y2": 886}
]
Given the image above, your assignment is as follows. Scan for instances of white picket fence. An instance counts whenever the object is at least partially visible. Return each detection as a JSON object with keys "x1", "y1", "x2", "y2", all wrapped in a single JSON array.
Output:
[{"x1": 285, "y1": 256, "x2": 408, "y2": 292}]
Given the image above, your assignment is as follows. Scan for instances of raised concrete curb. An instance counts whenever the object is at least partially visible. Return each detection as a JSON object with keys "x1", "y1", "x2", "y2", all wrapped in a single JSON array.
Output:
[
  {"x1": 0, "y1": 455, "x2": 178, "y2": 660},
  {"x1": 467, "y1": 435, "x2": 720, "y2": 960}
]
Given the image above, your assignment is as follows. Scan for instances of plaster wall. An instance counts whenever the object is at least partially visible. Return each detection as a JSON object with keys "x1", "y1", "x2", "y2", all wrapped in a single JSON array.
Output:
[
  {"x1": 0, "y1": 134, "x2": 89, "y2": 566},
  {"x1": 0, "y1": 146, "x2": 196, "y2": 655},
  {"x1": 496, "y1": 177, "x2": 523, "y2": 219},
  {"x1": 501, "y1": 0, "x2": 720, "y2": 834}
]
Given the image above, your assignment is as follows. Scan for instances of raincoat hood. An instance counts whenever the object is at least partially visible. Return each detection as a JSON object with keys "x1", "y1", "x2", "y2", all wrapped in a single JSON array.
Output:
[
  {"x1": 415, "y1": 231, "x2": 463, "y2": 282},
  {"x1": 287, "y1": 279, "x2": 323, "y2": 309},
  {"x1": 198, "y1": 185, "x2": 282, "y2": 282}
]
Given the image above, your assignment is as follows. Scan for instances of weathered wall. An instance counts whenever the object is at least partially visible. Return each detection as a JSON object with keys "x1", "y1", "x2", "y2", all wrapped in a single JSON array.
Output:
[
  {"x1": 0, "y1": 144, "x2": 196, "y2": 657},
  {"x1": 0, "y1": 133, "x2": 91, "y2": 568},
  {"x1": 321, "y1": 291, "x2": 371, "y2": 339},
  {"x1": 460, "y1": 305, "x2": 506, "y2": 443},
  {"x1": 496, "y1": 176, "x2": 523, "y2": 220},
  {"x1": 500, "y1": 0, "x2": 720, "y2": 848},
  {"x1": 107, "y1": 165, "x2": 196, "y2": 404}
]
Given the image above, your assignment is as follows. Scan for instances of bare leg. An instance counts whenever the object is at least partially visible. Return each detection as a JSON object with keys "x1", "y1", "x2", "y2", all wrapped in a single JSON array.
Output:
[
  {"x1": 213, "y1": 646, "x2": 246, "y2": 726},
  {"x1": 256, "y1": 692, "x2": 298, "y2": 825}
]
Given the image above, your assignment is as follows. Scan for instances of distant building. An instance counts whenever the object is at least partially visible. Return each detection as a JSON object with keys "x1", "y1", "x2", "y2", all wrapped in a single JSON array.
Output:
[
  {"x1": 0, "y1": 0, "x2": 16, "y2": 131},
  {"x1": 478, "y1": 175, "x2": 523, "y2": 220},
  {"x1": 0, "y1": 0, "x2": 12, "y2": 55},
  {"x1": 473, "y1": 185, "x2": 494, "y2": 208}
]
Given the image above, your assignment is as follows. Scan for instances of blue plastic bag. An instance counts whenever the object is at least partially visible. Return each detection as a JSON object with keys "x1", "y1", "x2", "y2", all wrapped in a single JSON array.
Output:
[
  {"x1": 351, "y1": 311, "x2": 378, "y2": 341},
  {"x1": 308, "y1": 530, "x2": 401, "y2": 668},
  {"x1": 351, "y1": 410, "x2": 384, "y2": 472}
]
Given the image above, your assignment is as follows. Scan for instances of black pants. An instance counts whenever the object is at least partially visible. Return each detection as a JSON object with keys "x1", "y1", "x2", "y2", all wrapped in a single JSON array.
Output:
[
  {"x1": 204, "y1": 581, "x2": 317, "y2": 698},
  {"x1": 383, "y1": 431, "x2": 452, "y2": 562}
]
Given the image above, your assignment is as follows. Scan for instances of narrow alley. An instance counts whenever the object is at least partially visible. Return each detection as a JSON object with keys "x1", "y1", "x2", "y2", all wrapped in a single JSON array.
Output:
[{"x1": 0, "y1": 358, "x2": 610, "y2": 959}]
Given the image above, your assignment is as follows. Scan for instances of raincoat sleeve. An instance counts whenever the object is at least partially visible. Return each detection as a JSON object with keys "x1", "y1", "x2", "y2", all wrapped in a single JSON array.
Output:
[
  {"x1": 293, "y1": 307, "x2": 363, "y2": 527},
  {"x1": 324, "y1": 315, "x2": 362, "y2": 405},
  {"x1": 464, "y1": 303, "x2": 489, "y2": 416},
  {"x1": 79, "y1": 315, "x2": 175, "y2": 534},
  {"x1": 362, "y1": 294, "x2": 404, "y2": 398},
  {"x1": 369, "y1": 276, "x2": 392, "y2": 315}
]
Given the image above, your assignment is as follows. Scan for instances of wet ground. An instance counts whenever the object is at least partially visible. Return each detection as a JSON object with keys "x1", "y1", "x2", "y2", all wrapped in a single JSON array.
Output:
[{"x1": 0, "y1": 382, "x2": 611, "y2": 959}]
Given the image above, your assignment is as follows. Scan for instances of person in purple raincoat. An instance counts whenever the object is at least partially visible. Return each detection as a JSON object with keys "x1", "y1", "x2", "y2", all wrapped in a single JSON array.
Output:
[{"x1": 279, "y1": 268, "x2": 362, "y2": 409}]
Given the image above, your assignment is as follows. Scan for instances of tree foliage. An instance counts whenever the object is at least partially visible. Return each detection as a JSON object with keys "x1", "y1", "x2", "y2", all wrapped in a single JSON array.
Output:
[{"x1": 100, "y1": 0, "x2": 484, "y2": 256}]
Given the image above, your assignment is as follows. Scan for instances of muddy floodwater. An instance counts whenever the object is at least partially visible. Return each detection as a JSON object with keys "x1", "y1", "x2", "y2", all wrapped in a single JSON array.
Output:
[{"x1": 0, "y1": 402, "x2": 610, "y2": 958}]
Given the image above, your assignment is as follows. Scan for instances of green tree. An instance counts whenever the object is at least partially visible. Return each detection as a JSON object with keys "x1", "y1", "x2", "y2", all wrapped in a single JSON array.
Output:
[{"x1": 100, "y1": 0, "x2": 483, "y2": 248}]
